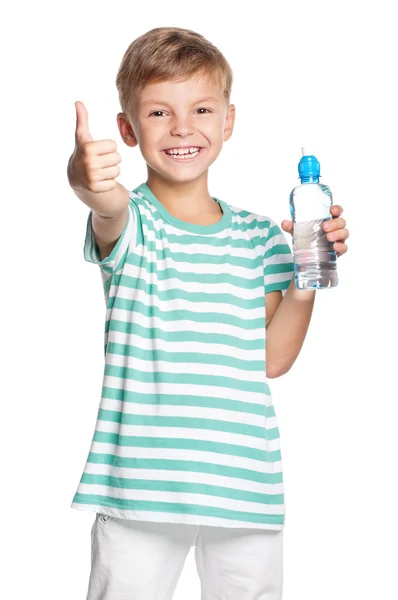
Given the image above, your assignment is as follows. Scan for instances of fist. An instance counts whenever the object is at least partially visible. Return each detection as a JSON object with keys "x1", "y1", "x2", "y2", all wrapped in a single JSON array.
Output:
[
  {"x1": 281, "y1": 205, "x2": 349, "y2": 258},
  {"x1": 67, "y1": 101, "x2": 122, "y2": 193}
]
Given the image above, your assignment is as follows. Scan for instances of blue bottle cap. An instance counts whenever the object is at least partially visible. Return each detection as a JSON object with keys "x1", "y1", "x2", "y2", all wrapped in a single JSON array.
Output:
[{"x1": 298, "y1": 147, "x2": 320, "y2": 180}]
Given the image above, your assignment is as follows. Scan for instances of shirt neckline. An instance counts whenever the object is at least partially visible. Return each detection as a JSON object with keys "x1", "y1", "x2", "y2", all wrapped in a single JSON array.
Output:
[{"x1": 134, "y1": 182, "x2": 232, "y2": 234}]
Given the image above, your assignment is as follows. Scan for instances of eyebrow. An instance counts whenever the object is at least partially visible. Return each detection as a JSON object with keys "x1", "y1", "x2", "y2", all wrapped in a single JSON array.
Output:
[{"x1": 141, "y1": 96, "x2": 219, "y2": 107}]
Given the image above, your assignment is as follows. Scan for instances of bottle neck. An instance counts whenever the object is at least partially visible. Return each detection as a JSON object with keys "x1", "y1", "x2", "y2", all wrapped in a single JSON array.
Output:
[{"x1": 300, "y1": 176, "x2": 319, "y2": 183}]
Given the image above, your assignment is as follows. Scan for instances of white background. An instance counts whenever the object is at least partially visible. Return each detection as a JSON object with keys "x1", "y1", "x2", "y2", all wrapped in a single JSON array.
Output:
[{"x1": 2, "y1": 1, "x2": 397, "y2": 598}]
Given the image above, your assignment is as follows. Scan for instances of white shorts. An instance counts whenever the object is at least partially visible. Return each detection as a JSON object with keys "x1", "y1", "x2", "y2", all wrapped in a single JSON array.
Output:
[{"x1": 86, "y1": 513, "x2": 283, "y2": 600}]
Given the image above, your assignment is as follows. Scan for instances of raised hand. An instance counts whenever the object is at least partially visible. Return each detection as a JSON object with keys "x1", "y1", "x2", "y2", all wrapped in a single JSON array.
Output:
[{"x1": 67, "y1": 101, "x2": 122, "y2": 194}]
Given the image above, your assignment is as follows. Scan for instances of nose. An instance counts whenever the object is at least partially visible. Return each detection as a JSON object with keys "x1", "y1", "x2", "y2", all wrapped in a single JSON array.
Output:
[{"x1": 169, "y1": 114, "x2": 195, "y2": 137}]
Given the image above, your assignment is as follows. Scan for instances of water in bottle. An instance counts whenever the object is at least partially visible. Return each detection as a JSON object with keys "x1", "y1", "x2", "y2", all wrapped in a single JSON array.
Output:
[{"x1": 289, "y1": 147, "x2": 338, "y2": 290}]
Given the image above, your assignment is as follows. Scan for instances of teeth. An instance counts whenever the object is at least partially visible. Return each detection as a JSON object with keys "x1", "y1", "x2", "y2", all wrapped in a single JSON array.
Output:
[{"x1": 165, "y1": 147, "x2": 201, "y2": 155}]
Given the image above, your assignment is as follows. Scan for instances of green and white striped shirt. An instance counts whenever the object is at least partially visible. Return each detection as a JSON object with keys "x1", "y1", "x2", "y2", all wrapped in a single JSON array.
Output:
[{"x1": 71, "y1": 182, "x2": 295, "y2": 530}]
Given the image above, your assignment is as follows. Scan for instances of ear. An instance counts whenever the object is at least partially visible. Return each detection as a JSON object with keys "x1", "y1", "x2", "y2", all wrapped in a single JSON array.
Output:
[
  {"x1": 224, "y1": 104, "x2": 236, "y2": 142},
  {"x1": 117, "y1": 112, "x2": 138, "y2": 147}
]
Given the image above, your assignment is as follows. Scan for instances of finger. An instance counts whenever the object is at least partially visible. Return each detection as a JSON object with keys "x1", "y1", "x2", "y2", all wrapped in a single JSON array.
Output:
[
  {"x1": 334, "y1": 242, "x2": 348, "y2": 257},
  {"x1": 96, "y1": 139, "x2": 118, "y2": 156},
  {"x1": 75, "y1": 101, "x2": 93, "y2": 145},
  {"x1": 326, "y1": 228, "x2": 350, "y2": 242},
  {"x1": 322, "y1": 217, "x2": 346, "y2": 232},
  {"x1": 281, "y1": 219, "x2": 293, "y2": 233},
  {"x1": 97, "y1": 151, "x2": 122, "y2": 168},
  {"x1": 80, "y1": 139, "x2": 119, "y2": 158},
  {"x1": 330, "y1": 204, "x2": 343, "y2": 216},
  {"x1": 98, "y1": 165, "x2": 121, "y2": 181}
]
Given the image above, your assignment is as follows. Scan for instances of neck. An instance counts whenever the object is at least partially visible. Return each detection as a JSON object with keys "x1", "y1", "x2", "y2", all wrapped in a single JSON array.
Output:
[{"x1": 146, "y1": 169, "x2": 219, "y2": 218}]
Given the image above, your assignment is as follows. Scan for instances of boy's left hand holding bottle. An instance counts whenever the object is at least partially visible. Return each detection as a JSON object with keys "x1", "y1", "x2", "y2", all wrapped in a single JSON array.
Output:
[{"x1": 67, "y1": 101, "x2": 129, "y2": 251}]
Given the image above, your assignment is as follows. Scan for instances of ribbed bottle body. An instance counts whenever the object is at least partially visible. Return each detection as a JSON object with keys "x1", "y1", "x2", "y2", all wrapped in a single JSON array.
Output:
[{"x1": 289, "y1": 182, "x2": 338, "y2": 289}]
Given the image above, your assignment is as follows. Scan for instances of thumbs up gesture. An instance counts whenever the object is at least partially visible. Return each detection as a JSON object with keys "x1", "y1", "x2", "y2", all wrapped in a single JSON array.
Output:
[{"x1": 67, "y1": 101, "x2": 122, "y2": 194}]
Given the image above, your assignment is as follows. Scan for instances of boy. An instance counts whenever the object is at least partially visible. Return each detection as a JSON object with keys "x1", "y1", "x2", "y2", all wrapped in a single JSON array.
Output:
[{"x1": 67, "y1": 26, "x2": 349, "y2": 600}]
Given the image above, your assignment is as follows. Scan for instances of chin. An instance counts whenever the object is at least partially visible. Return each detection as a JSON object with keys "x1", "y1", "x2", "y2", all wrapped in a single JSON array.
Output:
[{"x1": 148, "y1": 163, "x2": 208, "y2": 184}]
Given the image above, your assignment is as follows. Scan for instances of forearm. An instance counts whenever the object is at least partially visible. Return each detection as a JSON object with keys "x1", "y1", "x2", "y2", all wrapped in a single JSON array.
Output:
[
  {"x1": 71, "y1": 181, "x2": 129, "y2": 218},
  {"x1": 266, "y1": 278, "x2": 316, "y2": 377}
]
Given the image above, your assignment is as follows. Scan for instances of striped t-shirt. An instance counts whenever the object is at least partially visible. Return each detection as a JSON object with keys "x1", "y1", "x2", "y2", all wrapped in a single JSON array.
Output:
[{"x1": 71, "y1": 182, "x2": 295, "y2": 530}]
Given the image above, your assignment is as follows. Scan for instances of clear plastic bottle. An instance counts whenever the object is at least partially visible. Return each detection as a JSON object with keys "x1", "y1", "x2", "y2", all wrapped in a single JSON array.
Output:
[{"x1": 289, "y1": 147, "x2": 338, "y2": 290}]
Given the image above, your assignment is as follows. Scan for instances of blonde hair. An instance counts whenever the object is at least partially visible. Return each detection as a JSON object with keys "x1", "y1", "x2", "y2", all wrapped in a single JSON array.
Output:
[{"x1": 115, "y1": 27, "x2": 233, "y2": 121}]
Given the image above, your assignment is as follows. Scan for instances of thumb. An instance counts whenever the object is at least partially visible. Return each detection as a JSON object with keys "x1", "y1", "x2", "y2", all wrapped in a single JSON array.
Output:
[
  {"x1": 281, "y1": 220, "x2": 293, "y2": 236},
  {"x1": 75, "y1": 101, "x2": 93, "y2": 145}
]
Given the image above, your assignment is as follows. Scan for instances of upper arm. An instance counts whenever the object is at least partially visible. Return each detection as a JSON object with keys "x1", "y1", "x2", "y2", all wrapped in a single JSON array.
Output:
[
  {"x1": 265, "y1": 290, "x2": 282, "y2": 326},
  {"x1": 263, "y1": 218, "x2": 295, "y2": 295},
  {"x1": 83, "y1": 196, "x2": 141, "y2": 274}
]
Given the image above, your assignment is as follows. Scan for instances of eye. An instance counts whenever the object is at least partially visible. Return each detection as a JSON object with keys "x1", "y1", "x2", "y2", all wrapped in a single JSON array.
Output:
[{"x1": 149, "y1": 108, "x2": 212, "y2": 117}]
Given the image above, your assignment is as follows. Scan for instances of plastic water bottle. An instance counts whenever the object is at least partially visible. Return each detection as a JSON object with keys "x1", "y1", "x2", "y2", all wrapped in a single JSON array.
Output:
[{"x1": 289, "y1": 147, "x2": 338, "y2": 290}]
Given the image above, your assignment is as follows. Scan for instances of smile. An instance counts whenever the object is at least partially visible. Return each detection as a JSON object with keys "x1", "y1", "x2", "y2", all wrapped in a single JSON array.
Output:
[{"x1": 161, "y1": 147, "x2": 203, "y2": 162}]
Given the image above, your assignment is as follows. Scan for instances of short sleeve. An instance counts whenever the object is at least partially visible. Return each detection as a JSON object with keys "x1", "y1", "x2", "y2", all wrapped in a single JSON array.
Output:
[
  {"x1": 83, "y1": 199, "x2": 139, "y2": 275},
  {"x1": 263, "y1": 218, "x2": 295, "y2": 296}
]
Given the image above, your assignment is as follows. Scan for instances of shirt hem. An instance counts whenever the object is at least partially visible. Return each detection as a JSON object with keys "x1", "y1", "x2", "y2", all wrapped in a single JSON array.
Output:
[{"x1": 70, "y1": 501, "x2": 284, "y2": 531}]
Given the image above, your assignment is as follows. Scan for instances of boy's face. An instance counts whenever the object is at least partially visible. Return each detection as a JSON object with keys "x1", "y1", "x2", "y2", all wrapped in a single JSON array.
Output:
[{"x1": 119, "y1": 72, "x2": 235, "y2": 184}]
